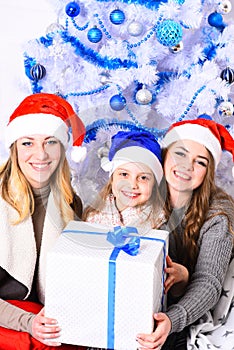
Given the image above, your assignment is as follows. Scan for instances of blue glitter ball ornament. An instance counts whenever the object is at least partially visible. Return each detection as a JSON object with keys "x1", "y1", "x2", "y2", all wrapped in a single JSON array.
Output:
[
  {"x1": 30, "y1": 63, "x2": 46, "y2": 81},
  {"x1": 87, "y1": 27, "x2": 102, "y2": 43},
  {"x1": 65, "y1": 2, "x2": 80, "y2": 17},
  {"x1": 156, "y1": 20, "x2": 183, "y2": 47},
  {"x1": 208, "y1": 12, "x2": 224, "y2": 28},
  {"x1": 198, "y1": 114, "x2": 213, "y2": 120},
  {"x1": 220, "y1": 67, "x2": 234, "y2": 84},
  {"x1": 110, "y1": 94, "x2": 126, "y2": 111},
  {"x1": 110, "y1": 9, "x2": 125, "y2": 25}
]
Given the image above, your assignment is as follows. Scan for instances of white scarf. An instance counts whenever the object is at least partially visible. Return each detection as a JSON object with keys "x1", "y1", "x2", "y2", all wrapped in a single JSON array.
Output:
[
  {"x1": 0, "y1": 193, "x2": 64, "y2": 304},
  {"x1": 86, "y1": 195, "x2": 165, "y2": 235}
]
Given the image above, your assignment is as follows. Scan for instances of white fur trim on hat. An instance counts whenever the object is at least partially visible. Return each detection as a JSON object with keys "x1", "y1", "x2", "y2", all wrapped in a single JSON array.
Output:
[
  {"x1": 5, "y1": 113, "x2": 69, "y2": 149},
  {"x1": 101, "y1": 146, "x2": 163, "y2": 184},
  {"x1": 162, "y1": 124, "x2": 222, "y2": 168}
]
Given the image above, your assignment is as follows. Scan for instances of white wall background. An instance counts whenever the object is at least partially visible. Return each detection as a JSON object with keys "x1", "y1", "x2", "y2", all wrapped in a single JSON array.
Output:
[{"x1": 0, "y1": 0, "x2": 56, "y2": 131}]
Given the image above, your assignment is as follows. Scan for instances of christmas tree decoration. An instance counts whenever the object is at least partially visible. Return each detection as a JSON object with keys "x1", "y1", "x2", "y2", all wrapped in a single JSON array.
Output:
[
  {"x1": 127, "y1": 21, "x2": 144, "y2": 37},
  {"x1": 197, "y1": 114, "x2": 213, "y2": 120},
  {"x1": 156, "y1": 20, "x2": 183, "y2": 47},
  {"x1": 218, "y1": 101, "x2": 234, "y2": 117},
  {"x1": 87, "y1": 27, "x2": 102, "y2": 43},
  {"x1": 169, "y1": 41, "x2": 184, "y2": 54},
  {"x1": 135, "y1": 86, "x2": 152, "y2": 105},
  {"x1": 218, "y1": 0, "x2": 232, "y2": 14},
  {"x1": 30, "y1": 63, "x2": 46, "y2": 81},
  {"x1": 99, "y1": 71, "x2": 111, "y2": 85},
  {"x1": 21, "y1": 0, "x2": 234, "y2": 200},
  {"x1": 46, "y1": 23, "x2": 65, "y2": 35},
  {"x1": 109, "y1": 94, "x2": 126, "y2": 111},
  {"x1": 65, "y1": 2, "x2": 80, "y2": 17},
  {"x1": 208, "y1": 11, "x2": 225, "y2": 30},
  {"x1": 109, "y1": 9, "x2": 125, "y2": 25},
  {"x1": 220, "y1": 67, "x2": 234, "y2": 84}
]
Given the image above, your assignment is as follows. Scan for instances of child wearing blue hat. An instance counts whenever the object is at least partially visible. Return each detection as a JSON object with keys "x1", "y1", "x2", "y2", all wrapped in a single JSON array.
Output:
[{"x1": 83, "y1": 130, "x2": 165, "y2": 232}]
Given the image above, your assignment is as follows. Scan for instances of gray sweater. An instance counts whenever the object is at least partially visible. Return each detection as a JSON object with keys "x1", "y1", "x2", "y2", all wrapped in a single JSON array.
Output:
[{"x1": 165, "y1": 196, "x2": 234, "y2": 333}]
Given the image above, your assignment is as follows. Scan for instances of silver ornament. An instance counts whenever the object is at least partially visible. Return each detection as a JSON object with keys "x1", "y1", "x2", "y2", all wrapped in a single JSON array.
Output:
[
  {"x1": 169, "y1": 41, "x2": 184, "y2": 53},
  {"x1": 218, "y1": 101, "x2": 234, "y2": 117},
  {"x1": 46, "y1": 23, "x2": 65, "y2": 34},
  {"x1": 218, "y1": 0, "x2": 232, "y2": 14},
  {"x1": 99, "y1": 71, "x2": 111, "y2": 85},
  {"x1": 127, "y1": 21, "x2": 144, "y2": 37},
  {"x1": 97, "y1": 142, "x2": 110, "y2": 159},
  {"x1": 136, "y1": 87, "x2": 152, "y2": 104}
]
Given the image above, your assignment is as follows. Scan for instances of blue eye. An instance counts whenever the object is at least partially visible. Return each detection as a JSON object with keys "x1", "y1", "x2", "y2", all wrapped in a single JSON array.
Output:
[
  {"x1": 46, "y1": 138, "x2": 58, "y2": 145},
  {"x1": 175, "y1": 151, "x2": 185, "y2": 157}
]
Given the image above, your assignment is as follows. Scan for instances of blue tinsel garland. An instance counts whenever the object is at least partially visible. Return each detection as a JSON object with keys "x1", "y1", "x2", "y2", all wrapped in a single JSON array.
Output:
[
  {"x1": 60, "y1": 31, "x2": 138, "y2": 69},
  {"x1": 84, "y1": 119, "x2": 168, "y2": 143}
]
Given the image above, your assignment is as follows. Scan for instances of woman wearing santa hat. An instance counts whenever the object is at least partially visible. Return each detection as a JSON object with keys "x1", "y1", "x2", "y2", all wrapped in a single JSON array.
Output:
[
  {"x1": 0, "y1": 93, "x2": 86, "y2": 349},
  {"x1": 136, "y1": 118, "x2": 234, "y2": 350}
]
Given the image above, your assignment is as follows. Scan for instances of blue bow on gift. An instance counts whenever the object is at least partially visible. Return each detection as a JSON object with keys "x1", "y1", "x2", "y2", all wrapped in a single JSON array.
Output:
[{"x1": 107, "y1": 226, "x2": 140, "y2": 256}]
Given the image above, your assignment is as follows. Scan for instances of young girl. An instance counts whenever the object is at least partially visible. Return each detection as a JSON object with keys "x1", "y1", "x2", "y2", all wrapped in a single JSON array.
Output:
[
  {"x1": 136, "y1": 119, "x2": 234, "y2": 350},
  {"x1": 83, "y1": 130, "x2": 165, "y2": 232},
  {"x1": 0, "y1": 93, "x2": 86, "y2": 349}
]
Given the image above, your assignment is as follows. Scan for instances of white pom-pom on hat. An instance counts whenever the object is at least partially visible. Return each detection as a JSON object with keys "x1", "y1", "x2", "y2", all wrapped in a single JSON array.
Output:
[{"x1": 70, "y1": 145, "x2": 87, "y2": 162}]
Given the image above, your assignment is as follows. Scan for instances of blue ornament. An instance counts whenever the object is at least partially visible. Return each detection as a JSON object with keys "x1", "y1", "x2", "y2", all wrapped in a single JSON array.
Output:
[
  {"x1": 197, "y1": 114, "x2": 213, "y2": 120},
  {"x1": 208, "y1": 12, "x2": 224, "y2": 28},
  {"x1": 87, "y1": 27, "x2": 102, "y2": 43},
  {"x1": 156, "y1": 20, "x2": 183, "y2": 47},
  {"x1": 220, "y1": 67, "x2": 234, "y2": 84},
  {"x1": 65, "y1": 2, "x2": 80, "y2": 17},
  {"x1": 30, "y1": 63, "x2": 46, "y2": 81},
  {"x1": 110, "y1": 9, "x2": 125, "y2": 25},
  {"x1": 110, "y1": 94, "x2": 126, "y2": 111}
]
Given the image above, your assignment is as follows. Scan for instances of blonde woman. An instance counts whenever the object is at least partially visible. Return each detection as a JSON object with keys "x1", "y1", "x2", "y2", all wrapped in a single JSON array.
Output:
[{"x1": 0, "y1": 93, "x2": 85, "y2": 349}]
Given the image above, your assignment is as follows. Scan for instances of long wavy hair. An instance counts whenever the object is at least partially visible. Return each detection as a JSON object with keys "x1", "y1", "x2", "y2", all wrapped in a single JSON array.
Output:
[
  {"x1": 161, "y1": 147, "x2": 234, "y2": 272},
  {"x1": 83, "y1": 173, "x2": 165, "y2": 229},
  {"x1": 0, "y1": 142, "x2": 77, "y2": 225}
]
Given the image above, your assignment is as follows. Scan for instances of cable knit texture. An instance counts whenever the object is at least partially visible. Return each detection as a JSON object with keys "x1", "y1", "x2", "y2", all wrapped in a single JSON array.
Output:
[{"x1": 165, "y1": 197, "x2": 234, "y2": 333}]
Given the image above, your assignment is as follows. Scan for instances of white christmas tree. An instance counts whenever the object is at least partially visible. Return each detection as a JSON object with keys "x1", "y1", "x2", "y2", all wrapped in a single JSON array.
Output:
[{"x1": 22, "y1": 0, "x2": 234, "y2": 203}]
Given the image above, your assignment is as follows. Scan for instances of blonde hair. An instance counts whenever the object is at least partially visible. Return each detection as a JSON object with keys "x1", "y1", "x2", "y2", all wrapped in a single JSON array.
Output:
[
  {"x1": 0, "y1": 142, "x2": 76, "y2": 225},
  {"x1": 83, "y1": 174, "x2": 165, "y2": 229},
  {"x1": 161, "y1": 147, "x2": 234, "y2": 272}
]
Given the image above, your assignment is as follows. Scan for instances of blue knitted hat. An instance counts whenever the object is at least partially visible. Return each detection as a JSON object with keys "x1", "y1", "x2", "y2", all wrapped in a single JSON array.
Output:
[{"x1": 102, "y1": 130, "x2": 163, "y2": 183}]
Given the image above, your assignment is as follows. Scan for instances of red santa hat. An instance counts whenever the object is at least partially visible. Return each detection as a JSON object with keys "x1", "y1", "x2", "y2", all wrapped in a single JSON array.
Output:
[
  {"x1": 162, "y1": 118, "x2": 234, "y2": 175},
  {"x1": 5, "y1": 93, "x2": 86, "y2": 162}
]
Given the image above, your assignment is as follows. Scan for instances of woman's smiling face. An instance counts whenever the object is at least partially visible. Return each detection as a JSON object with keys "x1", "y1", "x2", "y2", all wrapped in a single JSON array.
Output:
[
  {"x1": 164, "y1": 139, "x2": 209, "y2": 206},
  {"x1": 16, "y1": 134, "x2": 61, "y2": 189}
]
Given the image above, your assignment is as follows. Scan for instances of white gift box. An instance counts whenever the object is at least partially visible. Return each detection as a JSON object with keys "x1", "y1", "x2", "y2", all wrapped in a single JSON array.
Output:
[{"x1": 45, "y1": 221, "x2": 169, "y2": 350}]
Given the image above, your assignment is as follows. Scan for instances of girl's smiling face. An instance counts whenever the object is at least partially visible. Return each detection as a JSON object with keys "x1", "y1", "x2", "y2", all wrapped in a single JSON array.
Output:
[
  {"x1": 112, "y1": 162, "x2": 155, "y2": 212},
  {"x1": 16, "y1": 134, "x2": 62, "y2": 189},
  {"x1": 164, "y1": 139, "x2": 209, "y2": 207}
]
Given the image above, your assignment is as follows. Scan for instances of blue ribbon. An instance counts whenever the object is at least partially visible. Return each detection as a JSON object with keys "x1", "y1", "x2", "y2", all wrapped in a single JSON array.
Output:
[
  {"x1": 107, "y1": 226, "x2": 140, "y2": 256},
  {"x1": 62, "y1": 226, "x2": 166, "y2": 349}
]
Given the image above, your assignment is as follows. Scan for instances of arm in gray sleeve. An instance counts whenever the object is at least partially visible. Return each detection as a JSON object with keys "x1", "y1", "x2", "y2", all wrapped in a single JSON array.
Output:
[
  {"x1": 0, "y1": 299, "x2": 36, "y2": 335},
  {"x1": 166, "y1": 215, "x2": 233, "y2": 333}
]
